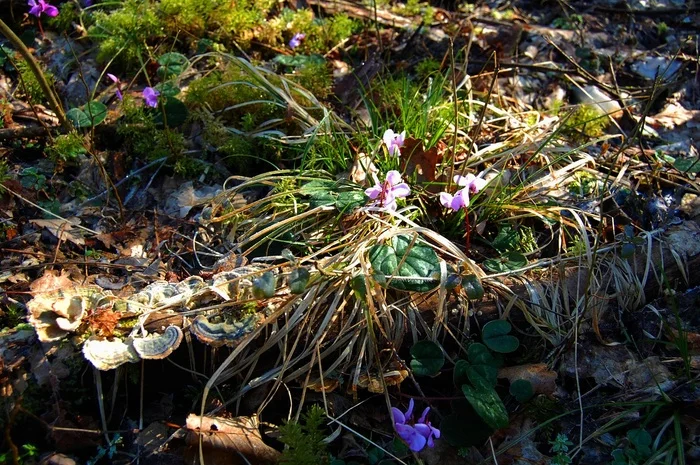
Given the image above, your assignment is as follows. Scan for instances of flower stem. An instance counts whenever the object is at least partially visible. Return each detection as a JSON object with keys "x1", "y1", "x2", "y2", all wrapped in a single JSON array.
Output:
[
  {"x1": 464, "y1": 211, "x2": 471, "y2": 252},
  {"x1": 0, "y1": 18, "x2": 72, "y2": 132}
]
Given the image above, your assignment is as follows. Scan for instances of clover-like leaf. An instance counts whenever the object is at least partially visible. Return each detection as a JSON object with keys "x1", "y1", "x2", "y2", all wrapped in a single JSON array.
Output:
[
  {"x1": 410, "y1": 340, "x2": 444, "y2": 377},
  {"x1": 289, "y1": 267, "x2": 310, "y2": 294},
  {"x1": 368, "y1": 235, "x2": 440, "y2": 292},
  {"x1": 157, "y1": 52, "x2": 189, "y2": 79},
  {"x1": 482, "y1": 320, "x2": 519, "y2": 353},
  {"x1": 462, "y1": 372, "x2": 509, "y2": 430},
  {"x1": 66, "y1": 101, "x2": 107, "y2": 128},
  {"x1": 509, "y1": 379, "x2": 534, "y2": 403},
  {"x1": 483, "y1": 251, "x2": 528, "y2": 273},
  {"x1": 252, "y1": 272, "x2": 276, "y2": 299}
]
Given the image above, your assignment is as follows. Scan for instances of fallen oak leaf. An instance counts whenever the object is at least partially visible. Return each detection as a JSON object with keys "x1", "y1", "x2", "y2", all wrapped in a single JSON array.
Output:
[
  {"x1": 398, "y1": 138, "x2": 442, "y2": 185},
  {"x1": 185, "y1": 414, "x2": 280, "y2": 465}
]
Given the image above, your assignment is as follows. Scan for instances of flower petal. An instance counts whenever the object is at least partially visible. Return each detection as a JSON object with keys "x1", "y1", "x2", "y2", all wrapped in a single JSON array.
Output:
[
  {"x1": 418, "y1": 407, "x2": 430, "y2": 424},
  {"x1": 470, "y1": 176, "x2": 488, "y2": 193},
  {"x1": 414, "y1": 423, "x2": 432, "y2": 438},
  {"x1": 391, "y1": 407, "x2": 406, "y2": 425},
  {"x1": 44, "y1": 4, "x2": 59, "y2": 16},
  {"x1": 382, "y1": 129, "x2": 396, "y2": 149},
  {"x1": 405, "y1": 398, "x2": 414, "y2": 420},
  {"x1": 385, "y1": 170, "x2": 402, "y2": 186},
  {"x1": 390, "y1": 183, "x2": 410, "y2": 199},
  {"x1": 456, "y1": 188, "x2": 470, "y2": 208},
  {"x1": 107, "y1": 73, "x2": 119, "y2": 83},
  {"x1": 383, "y1": 199, "x2": 398, "y2": 211},
  {"x1": 430, "y1": 425, "x2": 441, "y2": 439},
  {"x1": 439, "y1": 192, "x2": 454, "y2": 208},
  {"x1": 365, "y1": 185, "x2": 382, "y2": 199}
]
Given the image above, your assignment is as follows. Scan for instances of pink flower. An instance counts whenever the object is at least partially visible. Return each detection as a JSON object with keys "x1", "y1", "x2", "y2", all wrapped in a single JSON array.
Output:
[
  {"x1": 142, "y1": 87, "x2": 160, "y2": 108},
  {"x1": 365, "y1": 170, "x2": 410, "y2": 211},
  {"x1": 107, "y1": 73, "x2": 123, "y2": 101},
  {"x1": 28, "y1": 0, "x2": 59, "y2": 17},
  {"x1": 383, "y1": 129, "x2": 406, "y2": 157},
  {"x1": 392, "y1": 399, "x2": 441, "y2": 452},
  {"x1": 289, "y1": 33, "x2": 305, "y2": 49},
  {"x1": 439, "y1": 173, "x2": 488, "y2": 211}
]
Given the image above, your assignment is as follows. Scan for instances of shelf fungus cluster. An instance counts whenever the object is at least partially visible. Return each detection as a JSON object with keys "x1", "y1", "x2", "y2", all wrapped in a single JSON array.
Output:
[{"x1": 26, "y1": 265, "x2": 282, "y2": 371}]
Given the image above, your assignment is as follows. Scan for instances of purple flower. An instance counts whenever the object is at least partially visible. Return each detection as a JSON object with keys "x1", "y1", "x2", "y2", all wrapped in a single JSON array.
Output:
[
  {"x1": 365, "y1": 170, "x2": 410, "y2": 211},
  {"x1": 28, "y1": 0, "x2": 59, "y2": 17},
  {"x1": 289, "y1": 33, "x2": 305, "y2": 49},
  {"x1": 142, "y1": 87, "x2": 160, "y2": 108},
  {"x1": 392, "y1": 399, "x2": 440, "y2": 452},
  {"x1": 382, "y1": 129, "x2": 406, "y2": 157},
  {"x1": 107, "y1": 73, "x2": 123, "y2": 101},
  {"x1": 439, "y1": 173, "x2": 488, "y2": 211}
]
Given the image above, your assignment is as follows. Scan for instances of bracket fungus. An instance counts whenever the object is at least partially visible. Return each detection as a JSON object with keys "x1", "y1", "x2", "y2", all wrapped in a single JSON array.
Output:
[
  {"x1": 190, "y1": 314, "x2": 260, "y2": 348},
  {"x1": 28, "y1": 286, "x2": 112, "y2": 342},
  {"x1": 83, "y1": 336, "x2": 139, "y2": 370},
  {"x1": 132, "y1": 325, "x2": 184, "y2": 359}
]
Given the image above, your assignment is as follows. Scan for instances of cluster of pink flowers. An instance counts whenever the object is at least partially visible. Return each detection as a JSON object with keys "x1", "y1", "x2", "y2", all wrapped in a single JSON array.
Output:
[
  {"x1": 28, "y1": 0, "x2": 58, "y2": 17},
  {"x1": 392, "y1": 399, "x2": 441, "y2": 452}
]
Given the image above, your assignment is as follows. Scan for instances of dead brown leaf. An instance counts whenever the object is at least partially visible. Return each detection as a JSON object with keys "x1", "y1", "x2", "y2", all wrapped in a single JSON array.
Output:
[
  {"x1": 87, "y1": 308, "x2": 122, "y2": 338},
  {"x1": 399, "y1": 138, "x2": 442, "y2": 185},
  {"x1": 185, "y1": 414, "x2": 280, "y2": 465},
  {"x1": 30, "y1": 218, "x2": 85, "y2": 246},
  {"x1": 29, "y1": 270, "x2": 75, "y2": 296}
]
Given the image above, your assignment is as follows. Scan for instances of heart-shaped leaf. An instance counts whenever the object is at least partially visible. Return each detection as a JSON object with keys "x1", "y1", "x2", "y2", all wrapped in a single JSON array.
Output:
[
  {"x1": 462, "y1": 373, "x2": 509, "y2": 430},
  {"x1": 335, "y1": 191, "x2": 367, "y2": 213},
  {"x1": 153, "y1": 97, "x2": 188, "y2": 127},
  {"x1": 509, "y1": 379, "x2": 534, "y2": 403},
  {"x1": 66, "y1": 101, "x2": 107, "y2": 128},
  {"x1": 289, "y1": 267, "x2": 310, "y2": 294},
  {"x1": 252, "y1": 272, "x2": 276, "y2": 299},
  {"x1": 369, "y1": 235, "x2": 440, "y2": 292},
  {"x1": 273, "y1": 54, "x2": 325, "y2": 68},
  {"x1": 674, "y1": 157, "x2": 700, "y2": 174},
  {"x1": 482, "y1": 320, "x2": 519, "y2": 353},
  {"x1": 154, "y1": 81, "x2": 181, "y2": 97},
  {"x1": 483, "y1": 251, "x2": 528, "y2": 273},
  {"x1": 462, "y1": 274, "x2": 484, "y2": 300},
  {"x1": 157, "y1": 52, "x2": 189, "y2": 79},
  {"x1": 410, "y1": 340, "x2": 444, "y2": 377}
]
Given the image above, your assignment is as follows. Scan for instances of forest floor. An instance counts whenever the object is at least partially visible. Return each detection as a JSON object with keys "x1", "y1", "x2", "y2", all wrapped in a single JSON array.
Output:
[{"x1": 0, "y1": 1, "x2": 699, "y2": 464}]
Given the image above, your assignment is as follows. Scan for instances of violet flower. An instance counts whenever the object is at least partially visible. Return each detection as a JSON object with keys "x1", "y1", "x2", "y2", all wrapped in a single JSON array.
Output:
[
  {"x1": 106, "y1": 73, "x2": 123, "y2": 101},
  {"x1": 28, "y1": 0, "x2": 59, "y2": 17},
  {"x1": 365, "y1": 170, "x2": 410, "y2": 211},
  {"x1": 383, "y1": 128, "x2": 405, "y2": 157},
  {"x1": 289, "y1": 33, "x2": 305, "y2": 49},
  {"x1": 439, "y1": 173, "x2": 487, "y2": 211},
  {"x1": 142, "y1": 87, "x2": 160, "y2": 108},
  {"x1": 392, "y1": 399, "x2": 440, "y2": 452}
]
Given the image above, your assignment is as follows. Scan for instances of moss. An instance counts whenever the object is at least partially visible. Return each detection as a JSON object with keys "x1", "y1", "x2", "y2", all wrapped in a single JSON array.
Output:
[
  {"x1": 89, "y1": 0, "x2": 163, "y2": 67},
  {"x1": 415, "y1": 58, "x2": 441, "y2": 80},
  {"x1": 46, "y1": 1, "x2": 79, "y2": 33},
  {"x1": 13, "y1": 54, "x2": 53, "y2": 103},
  {"x1": 562, "y1": 104, "x2": 610, "y2": 142},
  {"x1": 46, "y1": 132, "x2": 87, "y2": 165},
  {"x1": 291, "y1": 62, "x2": 332, "y2": 99}
]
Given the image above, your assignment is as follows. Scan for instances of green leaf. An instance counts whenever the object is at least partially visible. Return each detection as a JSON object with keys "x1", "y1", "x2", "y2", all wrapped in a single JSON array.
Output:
[
  {"x1": 154, "y1": 81, "x2": 181, "y2": 97},
  {"x1": 66, "y1": 101, "x2": 107, "y2": 128},
  {"x1": 454, "y1": 359, "x2": 471, "y2": 387},
  {"x1": 368, "y1": 235, "x2": 440, "y2": 292},
  {"x1": 309, "y1": 192, "x2": 336, "y2": 208},
  {"x1": 273, "y1": 54, "x2": 326, "y2": 68},
  {"x1": 157, "y1": 52, "x2": 189, "y2": 79},
  {"x1": 674, "y1": 157, "x2": 700, "y2": 174},
  {"x1": 461, "y1": 373, "x2": 509, "y2": 430},
  {"x1": 410, "y1": 340, "x2": 444, "y2": 376},
  {"x1": 509, "y1": 379, "x2": 534, "y2": 403},
  {"x1": 483, "y1": 251, "x2": 528, "y2": 273},
  {"x1": 252, "y1": 272, "x2": 277, "y2": 299},
  {"x1": 335, "y1": 191, "x2": 367, "y2": 212},
  {"x1": 462, "y1": 274, "x2": 484, "y2": 300},
  {"x1": 350, "y1": 275, "x2": 367, "y2": 300},
  {"x1": 482, "y1": 320, "x2": 519, "y2": 353},
  {"x1": 153, "y1": 97, "x2": 188, "y2": 127},
  {"x1": 492, "y1": 225, "x2": 520, "y2": 252},
  {"x1": 300, "y1": 180, "x2": 336, "y2": 196},
  {"x1": 620, "y1": 242, "x2": 636, "y2": 259},
  {"x1": 289, "y1": 267, "x2": 310, "y2": 294},
  {"x1": 466, "y1": 343, "x2": 499, "y2": 386},
  {"x1": 628, "y1": 429, "x2": 652, "y2": 456}
]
